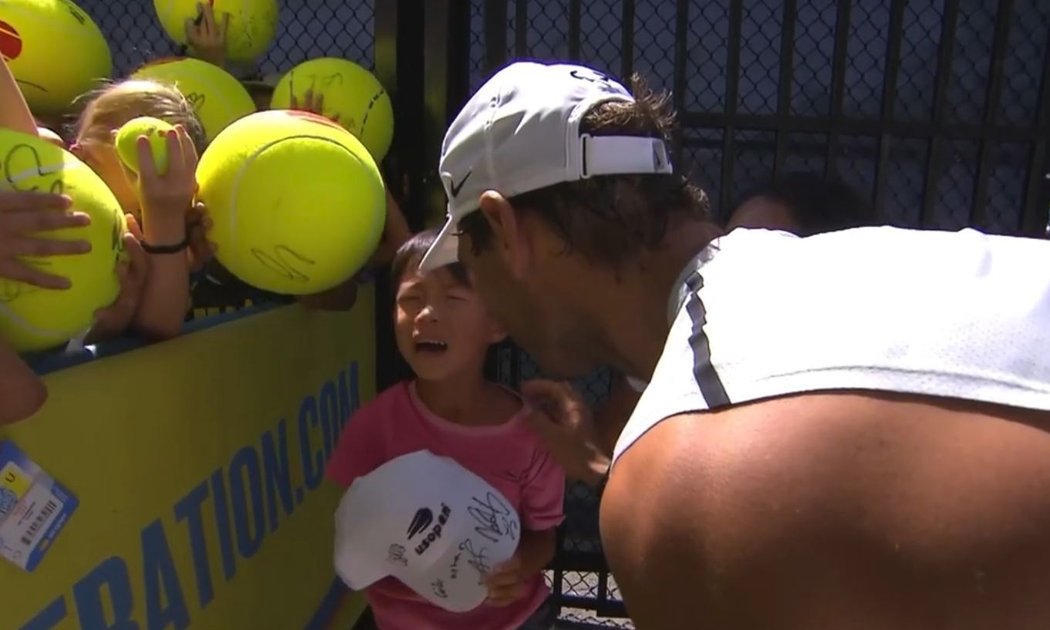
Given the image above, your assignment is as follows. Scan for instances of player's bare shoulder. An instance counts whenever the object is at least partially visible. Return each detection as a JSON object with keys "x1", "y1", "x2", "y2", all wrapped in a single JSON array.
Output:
[{"x1": 602, "y1": 392, "x2": 1050, "y2": 629}]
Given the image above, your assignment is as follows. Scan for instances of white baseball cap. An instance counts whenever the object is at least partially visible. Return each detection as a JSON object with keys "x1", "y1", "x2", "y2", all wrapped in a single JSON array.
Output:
[
  {"x1": 333, "y1": 450, "x2": 521, "y2": 612},
  {"x1": 419, "y1": 61, "x2": 674, "y2": 272}
]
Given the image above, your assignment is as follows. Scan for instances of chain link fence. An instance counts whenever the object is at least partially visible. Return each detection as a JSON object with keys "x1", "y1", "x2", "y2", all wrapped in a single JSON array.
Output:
[
  {"x1": 476, "y1": 0, "x2": 1050, "y2": 627},
  {"x1": 79, "y1": 0, "x2": 374, "y2": 78},
  {"x1": 470, "y1": 0, "x2": 1049, "y2": 232}
]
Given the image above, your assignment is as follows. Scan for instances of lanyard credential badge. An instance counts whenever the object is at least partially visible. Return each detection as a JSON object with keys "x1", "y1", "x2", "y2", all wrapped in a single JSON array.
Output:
[{"x1": 0, "y1": 441, "x2": 79, "y2": 572}]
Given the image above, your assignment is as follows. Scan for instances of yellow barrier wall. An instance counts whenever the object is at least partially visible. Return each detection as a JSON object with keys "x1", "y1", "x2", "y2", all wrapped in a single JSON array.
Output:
[{"x1": 1, "y1": 285, "x2": 376, "y2": 629}]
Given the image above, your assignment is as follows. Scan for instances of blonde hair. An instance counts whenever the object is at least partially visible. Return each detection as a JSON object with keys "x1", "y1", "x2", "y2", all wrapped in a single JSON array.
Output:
[{"x1": 75, "y1": 79, "x2": 207, "y2": 152}]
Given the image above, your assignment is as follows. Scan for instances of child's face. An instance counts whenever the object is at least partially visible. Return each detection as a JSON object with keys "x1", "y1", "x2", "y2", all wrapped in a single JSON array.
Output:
[
  {"x1": 394, "y1": 265, "x2": 506, "y2": 382},
  {"x1": 73, "y1": 137, "x2": 138, "y2": 214}
]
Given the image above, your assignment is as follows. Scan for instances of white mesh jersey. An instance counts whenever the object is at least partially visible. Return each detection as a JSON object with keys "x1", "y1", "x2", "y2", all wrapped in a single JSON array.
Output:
[{"x1": 612, "y1": 226, "x2": 1050, "y2": 464}]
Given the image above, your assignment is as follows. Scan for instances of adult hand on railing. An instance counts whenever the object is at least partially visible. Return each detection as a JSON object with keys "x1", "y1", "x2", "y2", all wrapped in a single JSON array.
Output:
[
  {"x1": 86, "y1": 217, "x2": 148, "y2": 343},
  {"x1": 521, "y1": 379, "x2": 611, "y2": 488},
  {"x1": 0, "y1": 191, "x2": 90, "y2": 289}
]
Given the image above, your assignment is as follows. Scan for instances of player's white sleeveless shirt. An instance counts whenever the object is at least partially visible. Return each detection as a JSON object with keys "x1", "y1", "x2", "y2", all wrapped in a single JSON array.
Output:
[{"x1": 612, "y1": 226, "x2": 1050, "y2": 464}]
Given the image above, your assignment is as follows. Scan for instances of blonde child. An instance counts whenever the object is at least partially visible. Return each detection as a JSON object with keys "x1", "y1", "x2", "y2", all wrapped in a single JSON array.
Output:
[
  {"x1": 0, "y1": 57, "x2": 144, "y2": 423},
  {"x1": 71, "y1": 80, "x2": 204, "y2": 340}
]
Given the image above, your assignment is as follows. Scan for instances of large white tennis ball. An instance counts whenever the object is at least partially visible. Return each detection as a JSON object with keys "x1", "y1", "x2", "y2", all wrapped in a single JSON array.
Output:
[
  {"x1": 0, "y1": 129, "x2": 126, "y2": 352},
  {"x1": 131, "y1": 57, "x2": 255, "y2": 143},
  {"x1": 271, "y1": 58, "x2": 394, "y2": 163},
  {"x1": 0, "y1": 0, "x2": 112, "y2": 114},
  {"x1": 196, "y1": 109, "x2": 386, "y2": 295},
  {"x1": 153, "y1": 0, "x2": 279, "y2": 63}
]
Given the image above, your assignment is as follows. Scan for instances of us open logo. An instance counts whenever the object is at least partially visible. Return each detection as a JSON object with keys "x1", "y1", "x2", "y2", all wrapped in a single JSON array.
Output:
[{"x1": 413, "y1": 503, "x2": 452, "y2": 555}]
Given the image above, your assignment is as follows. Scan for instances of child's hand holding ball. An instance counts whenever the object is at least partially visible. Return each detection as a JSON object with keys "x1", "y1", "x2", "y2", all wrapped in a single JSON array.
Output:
[
  {"x1": 115, "y1": 117, "x2": 198, "y2": 246},
  {"x1": 115, "y1": 116, "x2": 173, "y2": 177}
]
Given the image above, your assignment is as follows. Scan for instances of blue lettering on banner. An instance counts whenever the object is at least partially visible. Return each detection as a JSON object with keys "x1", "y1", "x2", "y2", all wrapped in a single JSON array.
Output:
[
  {"x1": 229, "y1": 446, "x2": 266, "y2": 560},
  {"x1": 261, "y1": 420, "x2": 295, "y2": 532},
  {"x1": 319, "y1": 380, "x2": 339, "y2": 461},
  {"x1": 173, "y1": 481, "x2": 213, "y2": 608},
  {"x1": 19, "y1": 597, "x2": 65, "y2": 630},
  {"x1": 73, "y1": 556, "x2": 137, "y2": 630},
  {"x1": 298, "y1": 396, "x2": 323, "y2": 491},
  {"x1": 141, "y1": 519, "x2": 190, "y2": 630},
  {"x1": 19, "y1": 363, "x2": 361, "y2": 629},
  {"x1": 210, "y1": 467, "x2": 237, "y2": 582}
]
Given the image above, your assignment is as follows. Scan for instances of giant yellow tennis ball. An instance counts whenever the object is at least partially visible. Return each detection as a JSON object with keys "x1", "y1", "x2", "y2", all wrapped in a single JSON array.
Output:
[
  {"x1": 0, "y1": 0, "x2": 112, "y2": 115},
  {"x1": 132, "y1": 57, "x2": 255, "y2": 143},
  {"x1": 0, "y1": 129, "x2": 126, "y2": 352},
  {"x1": 115, "y1": 117, "x2": 174, "y2": 176},
  {"x1": 153, "y1": 0, "x2": 278, "y2": 63},
  {"x1": 196, "y1": 109, "x2": 385, "y2": 295},
  {"x1": 271, "y1": 58, "x2": 394, "y2": 162}
]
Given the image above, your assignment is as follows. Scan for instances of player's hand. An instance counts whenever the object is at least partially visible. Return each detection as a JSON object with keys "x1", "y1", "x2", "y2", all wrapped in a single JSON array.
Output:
[
  {"x1": 289, "y1": 88, "x2": 340, "y2": 124},
  {"x1": 521, "y1": 379, "x2": 610, "y2": 487},
  {"x1": 136, "y1": 125, "x2": 198, "y2": 242},
  {"x1": 186, "y1": 201, "x2": 216, "y2": 272},
  {"x1": 86, "y1": 217, "x2": 148, "y2": 342},
  {"x1": 0, "y1": 190, "x2": 90, "y2": 289},
  {"x1": 485, "y1": 554, "x2": 527, "y2": 606},
  {"x1": 185, "y1": 1, "x2": 229, "y2": 68}
]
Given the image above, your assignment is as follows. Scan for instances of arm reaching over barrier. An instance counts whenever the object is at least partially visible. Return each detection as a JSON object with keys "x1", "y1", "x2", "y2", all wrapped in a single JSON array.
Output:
[
  {"x1": 0, "y1": 56, "x2": 84, "y2": 423},
  {"x1": 0, "y1": 53, "x2": 39, "y2": 137},
  {"x1": 130, "y1": 125, "x2": 199, "y2": 339},
  {"x1": 185, "y1": 2, "x2": 229, "y2": 70},
  {"x1": 0, "y1": 334, "x2": 47, "y2": 425}
]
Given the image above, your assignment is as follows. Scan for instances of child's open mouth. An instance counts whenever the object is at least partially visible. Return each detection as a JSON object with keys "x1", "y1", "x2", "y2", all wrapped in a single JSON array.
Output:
[{"x1": 414, "y1": 339, "x2": 448, "y2": 354}]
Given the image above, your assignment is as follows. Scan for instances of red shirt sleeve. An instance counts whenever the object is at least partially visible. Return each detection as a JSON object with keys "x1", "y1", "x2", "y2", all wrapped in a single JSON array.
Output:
[{"x1": 519, "y1": 447, "x2": 566, "y2": 531}]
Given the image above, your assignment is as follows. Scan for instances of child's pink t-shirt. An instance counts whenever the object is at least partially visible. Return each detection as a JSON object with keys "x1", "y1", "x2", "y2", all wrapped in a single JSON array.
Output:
[{"x1": 326, "y1": 381, "x2": 566, "y2": 630}]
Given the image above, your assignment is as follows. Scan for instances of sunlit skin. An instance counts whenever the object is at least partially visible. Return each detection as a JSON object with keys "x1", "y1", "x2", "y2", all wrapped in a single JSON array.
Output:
[{"x1": 450, "y1": 189, "x2": 1050, "y2": 630}]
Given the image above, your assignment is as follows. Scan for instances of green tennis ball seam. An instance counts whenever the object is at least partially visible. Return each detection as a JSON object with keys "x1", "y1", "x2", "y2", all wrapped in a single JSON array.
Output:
[{"x1": 0, "y1": 299, "x2": 82, "y2": 344}]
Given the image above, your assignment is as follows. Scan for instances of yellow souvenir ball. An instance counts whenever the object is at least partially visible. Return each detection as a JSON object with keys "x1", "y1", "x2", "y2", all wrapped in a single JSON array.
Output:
[
  {"x1": 153, "y1": 0, "x2": 278, "y2": 63},
  {"x1": 0, "y1": 129, "x2": 126, "y2": 352},
  {"x1": 0, "y1": 0, "x2": 112, "y2": 114},
  {"x1": 271, "y1": 57, "x2": 394, "y2": 162},
  {"x1": 115, "y1": 116, "x2": 174, "y2": 176},
  {"x1": 196, "y1": 109, "x2": 386, "y2": 295},
  {"x1": 131, "y1": 57, "x2": 255, "y2": 143}
]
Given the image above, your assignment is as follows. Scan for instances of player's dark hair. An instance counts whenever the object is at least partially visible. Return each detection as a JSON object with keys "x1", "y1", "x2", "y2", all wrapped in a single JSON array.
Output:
[{"x1": 390, "y1": 228, "x2": 471, "y2": 288}]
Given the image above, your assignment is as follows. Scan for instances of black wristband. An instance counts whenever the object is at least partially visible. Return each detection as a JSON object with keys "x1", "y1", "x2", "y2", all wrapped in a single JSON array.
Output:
[{"x1": 141, "y1": 235, "x2": 190, "y2": 254}]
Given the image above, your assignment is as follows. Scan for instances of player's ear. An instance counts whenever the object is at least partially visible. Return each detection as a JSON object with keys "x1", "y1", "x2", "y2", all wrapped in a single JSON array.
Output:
[
  {"x1": 478, "y1": 190, "x2": 530, "y2": 278},
  {"x1": 485, "y1": 316, "x2": 508, "y2": 344}
]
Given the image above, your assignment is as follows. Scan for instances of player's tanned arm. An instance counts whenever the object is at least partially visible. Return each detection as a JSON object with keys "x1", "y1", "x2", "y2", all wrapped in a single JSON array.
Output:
[{"x1": 601, "y1": 392, "x2": 1050, "y2": 629}]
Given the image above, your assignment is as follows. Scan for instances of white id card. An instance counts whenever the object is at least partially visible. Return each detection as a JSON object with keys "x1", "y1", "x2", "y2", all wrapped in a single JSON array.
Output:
[{"x1": 0, "y1": 441, "x2": 79, "y2": 572}]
